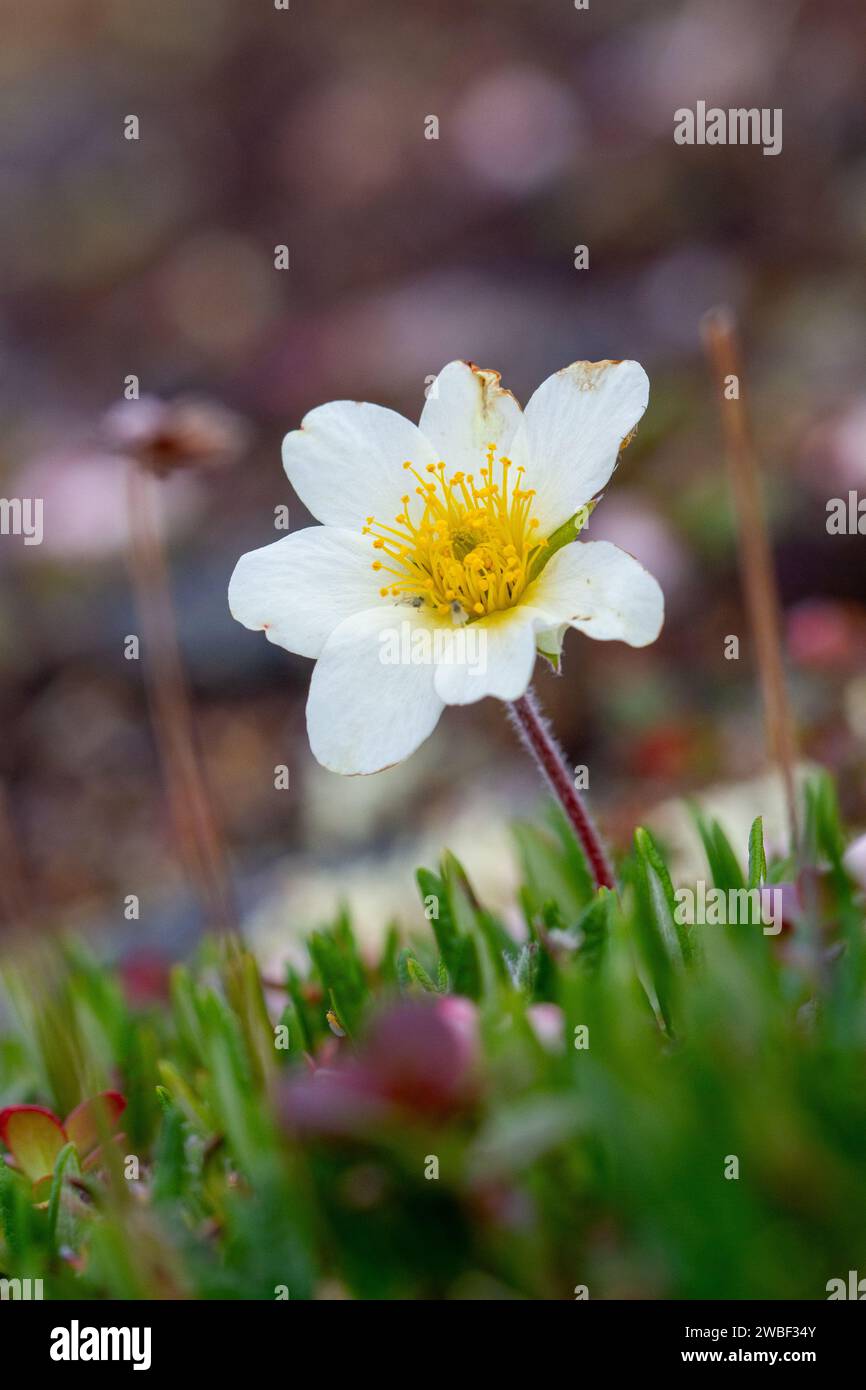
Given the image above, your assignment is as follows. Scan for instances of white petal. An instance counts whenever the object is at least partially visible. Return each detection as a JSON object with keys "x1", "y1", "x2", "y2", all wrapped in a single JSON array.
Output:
[
  {"x1": 229, "y1": 527, "x2": 384, "y2": 659},
  {"x1": 307, "y1": 607, "x2": 445, "y2": 774},
  {"x1": 432, "y1": 605, "x2": 547, "y2": 706},
  {"x1": 528, "y1": 539, "x2": 664, "y2": 647},
  {"x1": 419, "y1": 361, "x2": 524, "y2": 475},
  {"x1": 282, "y1": 400, "x2": 437, "y2": 529},
  {"x1": 519, "y1": 360, "x2": 649, "y2": 534}
]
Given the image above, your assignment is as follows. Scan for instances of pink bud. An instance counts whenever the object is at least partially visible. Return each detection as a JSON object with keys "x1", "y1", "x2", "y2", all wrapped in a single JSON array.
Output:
[{"x1": 526, "y1": 1003, "x2": 566, "y2": 1051}]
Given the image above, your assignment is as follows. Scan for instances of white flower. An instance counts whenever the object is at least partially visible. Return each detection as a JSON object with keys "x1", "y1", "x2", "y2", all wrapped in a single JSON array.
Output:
[{"x1": 229, "y1": 359, "x2": 663, "y2": 774}]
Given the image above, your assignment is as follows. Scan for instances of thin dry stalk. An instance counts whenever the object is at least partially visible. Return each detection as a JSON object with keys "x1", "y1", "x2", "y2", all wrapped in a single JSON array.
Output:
[
  {"x1": 125, "y1": 461, "x2": 236, "y2": 932},
  {"x1": 701, "y1": 305, "x2": 799, "y2": 855}
]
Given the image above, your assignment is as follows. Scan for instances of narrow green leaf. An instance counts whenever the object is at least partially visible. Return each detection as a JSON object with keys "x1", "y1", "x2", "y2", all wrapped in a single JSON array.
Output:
[
  {"x1": 574, "y1": 889, "x2": 613, "y2": 974},
  {"x1": 46, "y1": 1141, "x2": 79, "y2": 1253},
  {"x1": 417, "y1": 867, "x2": 461, "y2": 978},
  {"x1": 692, "y1": 809, "x2": 745, "y2": 892},
  {"x1": 747, "y1": 816, "x2": 767, "y2": 889},
  {"x1": 152, "y1": 1104, "x2": 188, "y2": 1205},
  {"x1": 405, "y1": 956, "x2": 438, "y2": 994},
  {"x1": 635, "y1": 826, "x2": 692, "y2": 963}
]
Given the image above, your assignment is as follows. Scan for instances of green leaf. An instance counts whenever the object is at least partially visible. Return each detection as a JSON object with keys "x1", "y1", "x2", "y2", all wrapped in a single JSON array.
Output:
[
  {"x1": 508, "y1": 942, "x2": 538, "y2": 995},
  {"x1": 514, "y1": 818, "x2": 592, "y2": 925},
  {"x1": 692, "y1": 809, "x2": 745, "y2": 892},
  {"x1": 635, "y1": 827, "x2": 692, "y2": 963},
  {"x1": 574, "y1": 889, "x2": 613, "y2": 974},
  {"x1": 442, "y1": 853, "x2": 504, "y2": 992},
  {"x1": 285, "y1": 969, "x2": 316, "y2": 1054},
  {"x1": 152, "y1": 1104, "x2": 188, "y2": 1205},
  {"x1": 405, "y1": 956, "x2": 438, "y2": 994},
  {"x1": 308, "y1": 915, "x2": 367, "y2": 1038},
  {"x1": 452, "y1": 936, "x2": 482, "y2": 1001},
  {"x1": 626, "y1": 842, "x2": 683, "y2": 1033},
  {"x1": 416, "y1": 868, "x2": 460, "y2": 979},
  {"x1": 0, "y1": 1154, "x2": 27, "y2": 1258},
  {"x1": 747, "y1": 816, "x2": 767, "y2": 889},
  {"x1": 46, "y1": 1141, "x2": 80, "y2": 1253},
  {"x1": 379, "y1": 923, "x2": 402, "y2": 988}
]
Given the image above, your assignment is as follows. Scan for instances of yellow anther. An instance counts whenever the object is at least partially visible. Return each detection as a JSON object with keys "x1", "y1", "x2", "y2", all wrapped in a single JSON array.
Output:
[{"x1": 363, "y1": 445, "x2": 547, "y2": 619}]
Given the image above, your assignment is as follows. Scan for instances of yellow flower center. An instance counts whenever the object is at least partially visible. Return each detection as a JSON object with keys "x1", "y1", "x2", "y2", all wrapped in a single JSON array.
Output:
[{"x1": 363, "y1": 444, "x2": 548, "y2": 620}]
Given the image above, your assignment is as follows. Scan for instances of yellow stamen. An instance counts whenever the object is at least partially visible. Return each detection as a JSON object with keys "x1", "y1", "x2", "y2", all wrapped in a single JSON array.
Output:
[{"x1": 363, "y1": 446, "x2": 547, "y2": 619}]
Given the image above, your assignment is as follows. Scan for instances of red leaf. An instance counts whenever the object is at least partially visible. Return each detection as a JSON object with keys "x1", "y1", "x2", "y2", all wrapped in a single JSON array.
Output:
[
  {"x1": 0, "y1": 1106, "x2": 67, "y2": 1182},
  {"x1": 64, "y1": 1091, "x2": 127, "y2": 1159}
]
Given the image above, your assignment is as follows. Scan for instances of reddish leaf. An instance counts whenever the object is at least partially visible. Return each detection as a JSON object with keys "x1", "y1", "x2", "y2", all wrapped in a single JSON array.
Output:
[
  {"x1": 31, "y1": 1173, "x2": 53, "y2": 1206},
  {"x1": 0, "y1": 1105, "x2": 66, "y2": 1181},
  {"x1": 64, "y1": 1091, "x2": 127, "y2": 1159},
  {"x1": 82, "y1": 1132, "x2": 126, "y2": 1171}
]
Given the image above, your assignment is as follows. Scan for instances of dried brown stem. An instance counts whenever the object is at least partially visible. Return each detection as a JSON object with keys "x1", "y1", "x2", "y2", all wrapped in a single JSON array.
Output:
[
  {"x1": 701, "y1": 305, "x2": 799, "y2": 854},
  {"x1": 125, "y1": 461, "x2": 236, "y2": 932}
]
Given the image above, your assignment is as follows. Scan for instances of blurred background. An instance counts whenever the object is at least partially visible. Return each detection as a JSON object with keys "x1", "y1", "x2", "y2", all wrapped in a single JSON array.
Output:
[{"x1": 1, "y1": 0, "x2": 865, "y2": 971}]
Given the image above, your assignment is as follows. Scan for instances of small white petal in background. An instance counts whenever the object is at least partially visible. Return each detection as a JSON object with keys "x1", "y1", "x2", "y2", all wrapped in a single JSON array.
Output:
[{"x1": 843, "y1": 833, "x2": 866, "y2": 890}]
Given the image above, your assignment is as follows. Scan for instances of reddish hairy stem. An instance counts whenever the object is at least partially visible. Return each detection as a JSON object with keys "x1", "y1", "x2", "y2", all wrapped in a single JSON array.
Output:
[{"x1": 508, "y1": 688, "x2": 615, "y2": 891}]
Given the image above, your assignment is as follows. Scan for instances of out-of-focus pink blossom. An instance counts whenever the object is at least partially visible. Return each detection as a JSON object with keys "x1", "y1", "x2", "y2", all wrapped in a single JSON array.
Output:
[
  {"x1": 119, "y1": 949, "x2": 171, "y2": 1006},
  {"x1": 588, "y1": 494, "x2": 691, "y2": 600},
  {"x1": 364, "y1": 996, "x2": 479, "y2": 1113},
  {"x1": 13, "y1": 450, "x2": 198, "y2": 560},
  {"x1": 787, "y1": 599, "x2": 864, "y2": 671},
  {"x1": 526, "y1": 1003, "x2": 565, "y2": 1052},
  {"x1": 453, "y1": 67, "x2": 580, "y2": 195},
  {"x1": 760, "y1": 881, "x2": 803, "y2": 936},
  {"x1": 801, "y1": 400, "x2": 866, "y2": 492},
  {"x1": 281, "y1": 996, "x2": 480, "y2": 1139}
]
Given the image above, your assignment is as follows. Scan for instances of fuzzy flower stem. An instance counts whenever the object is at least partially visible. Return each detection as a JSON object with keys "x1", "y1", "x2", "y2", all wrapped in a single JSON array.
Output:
[{"x1": 508, "y1": 687, "x2": 615, "y2": 891}]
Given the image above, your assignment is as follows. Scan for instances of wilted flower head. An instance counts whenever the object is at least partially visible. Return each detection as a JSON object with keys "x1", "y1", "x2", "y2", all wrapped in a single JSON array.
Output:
[
  {"x1": 230, "y1": 358, "x2": 663, "y2": 774},
  {"x1": 102, "y1": 394, "x2": 249, "y2": 477}
]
